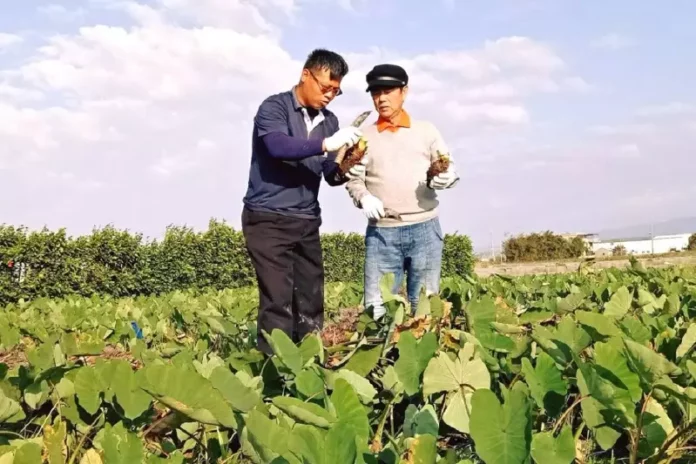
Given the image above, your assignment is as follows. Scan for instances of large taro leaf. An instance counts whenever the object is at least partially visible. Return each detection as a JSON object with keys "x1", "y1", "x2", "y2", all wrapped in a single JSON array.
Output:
[
  {"x1": 530, "y1": 425, "x2": 575, "y2": 464},
  {"x1": 403, "y1": 404, "x2": 439, "y2": 438},
  {"x1": 637, "y1": 397, "x2": 674, "y2": 459},
  {"x1": 394, "y1": 332, "x2": 438, "y2": 396},
  {"x1": 271, "y1": 396, "x2": 336, "y2": 428},
  {"x1": 676, "y1": 323, "x2": 696, "y2": 360},
  {"x1": 575, "y1": 311, "x2": 623, "y2": 339},
  {"x1": 288, "y1": 422, "x2": 358, "y2": 464},
  {"x1": 244, "y1": 409, "x2": 293, "y2": 463},
  {"x1": 470, "y1": 388, "x2": 532, "y2": 464},
  {"x1": 107, "y1": 360, "x2": 152, "y2": 420},
  {"x1": 43, "y1": 418, "x2": 67, "y2": 464},
  {"x1": 208, "y1": 366, "x2": 261, "y2": 412},
  {"x1": 402, "y1": 434, "x2": 437, "y2": 464},
  {"x1": 264, "y1": 329, "x2": 304, "y2": 375},
  {"x1": 575, "y1": 356, "x2": 636, "y2": 428},
  {"x1": 593, "y1": 341, "x2": 642, "y2": 403},
  {"x1": 140, "y1": 363, "x2": 237, "y2": 428},
  {"x1": 330, "y1": 378, "x2": 371, "y2": 441},
  {"x1": 520, "y1": 351, "x2": 567, "y2": 417},
  {"x1": 603, "y1": 286, "x2": 632, "y2": 318},
  {"x1": 422, "y1": 344, "x2": 491, "y2": 434},
  {"x1": 466, "y1": 297, "x2": 516, "y2": 353},
  {"x1": 0, "y1": 388, "x2": 25, "y2": 423},
  {"x1": 622, "y1": 339, "x2": 679, "y2": 389},
  {"x1": 100, "y1": 422, "x2": 144, "y2": 464},
  {"x1": 576, "y1": 370, "x2": 622, "y2": 450}
]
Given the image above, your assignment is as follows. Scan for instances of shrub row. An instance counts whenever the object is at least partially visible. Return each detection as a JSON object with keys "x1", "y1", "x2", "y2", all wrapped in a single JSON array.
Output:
[
  {"x1": 503, "y1": 231, "x2": 590, "y2": 262},
  {"x1": 0, "y1": 219, "x2": 473, "y2": 305}
]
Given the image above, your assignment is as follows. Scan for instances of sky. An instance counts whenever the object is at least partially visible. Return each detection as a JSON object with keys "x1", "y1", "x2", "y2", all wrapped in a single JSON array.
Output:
[{"x1": 1, "y1": 0, "x2": 695, "y2": 252}]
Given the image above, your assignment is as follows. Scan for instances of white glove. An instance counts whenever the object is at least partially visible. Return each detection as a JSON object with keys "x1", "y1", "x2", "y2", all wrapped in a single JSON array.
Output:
[
  {"x1": 429, "y1": 166, "x2": 460, "y2": 190},
  {"x1": 360, "y1": 194, "x2": 384, "y2": 220},
  {"x1": 344, "y1": 155, "x2": 369, "y2": 180},
  {"x1": 324, "y1": 127, "x2": 362, "y2": 152}
]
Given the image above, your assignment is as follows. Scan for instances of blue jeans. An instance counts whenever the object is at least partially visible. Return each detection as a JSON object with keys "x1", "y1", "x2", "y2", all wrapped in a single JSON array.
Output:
[{"x1": 363, "y1": 217, "x2": 444, "y2": 319}]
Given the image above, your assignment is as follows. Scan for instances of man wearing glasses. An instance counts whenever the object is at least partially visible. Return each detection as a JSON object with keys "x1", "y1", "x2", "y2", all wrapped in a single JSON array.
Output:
[{"x1": 242, "y1": 49, "x2": 364, "y2": 354}]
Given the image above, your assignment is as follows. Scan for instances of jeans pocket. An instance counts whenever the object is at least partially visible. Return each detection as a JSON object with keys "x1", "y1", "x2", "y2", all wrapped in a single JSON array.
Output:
[{"x1": 431, "y1": 219, "x2": 444, "y2": 242}]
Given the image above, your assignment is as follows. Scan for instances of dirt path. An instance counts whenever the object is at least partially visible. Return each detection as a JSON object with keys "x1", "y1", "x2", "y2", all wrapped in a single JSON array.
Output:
[{"x1": 475, "y1": 254, "x2": 696, "y2": 277}]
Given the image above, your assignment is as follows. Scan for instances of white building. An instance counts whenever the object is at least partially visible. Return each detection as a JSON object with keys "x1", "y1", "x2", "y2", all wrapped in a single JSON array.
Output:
[{"x1": 592, "y1": 233, "x2": 692, "y2": 256}]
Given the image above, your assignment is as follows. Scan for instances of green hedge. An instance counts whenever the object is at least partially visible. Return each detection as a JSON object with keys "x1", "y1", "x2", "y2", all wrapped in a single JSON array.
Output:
[{"x1": 0, "y1": 219, "x2": 474, "y2": 305}]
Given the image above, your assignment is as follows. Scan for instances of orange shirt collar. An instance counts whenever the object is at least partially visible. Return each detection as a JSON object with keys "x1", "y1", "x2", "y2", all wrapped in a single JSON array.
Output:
[{"x1": 376, "y1": 110, "x2": 411, "y2": 132}]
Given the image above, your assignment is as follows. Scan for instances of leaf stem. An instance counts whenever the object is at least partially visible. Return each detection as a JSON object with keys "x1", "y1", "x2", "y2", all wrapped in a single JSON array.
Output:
[
  {"x1": 630, "y1": 390, "x2": 653, "y2": 464},
  {"x1": 553, "y1": 395, "x2": 586, "y2": 435}
]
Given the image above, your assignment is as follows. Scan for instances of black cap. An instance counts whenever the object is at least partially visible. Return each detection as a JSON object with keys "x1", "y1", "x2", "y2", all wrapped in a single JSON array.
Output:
[{"x1": 365, "y1": 64, "x2": 408, "y2": 92}]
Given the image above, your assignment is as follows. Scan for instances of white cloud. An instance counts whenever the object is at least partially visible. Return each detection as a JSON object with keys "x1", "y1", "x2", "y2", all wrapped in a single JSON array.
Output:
[
  {"x1": 38, "y1": 4, "x2": 88, "y2": 22},
  {"x1": 0, "y1": 33, "x2": 23, "y2": 51},
  {"x1": 592, "y1": 33, "x2": 636, "y2": 50},
  {"x1": 0, "y1": 0, "x2": 617, "y2": 244},
  {"x1": 637, "y1": 102, "x2": 696, "y2": 117}
]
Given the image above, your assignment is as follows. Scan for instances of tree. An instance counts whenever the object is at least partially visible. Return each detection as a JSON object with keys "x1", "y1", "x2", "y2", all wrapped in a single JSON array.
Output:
[
  {"x1": 688, "y1": 233, "x2": 696, "y2": 251},
  {"x1": 613, "y1": 245, "x2": 627, "y2": 257}
]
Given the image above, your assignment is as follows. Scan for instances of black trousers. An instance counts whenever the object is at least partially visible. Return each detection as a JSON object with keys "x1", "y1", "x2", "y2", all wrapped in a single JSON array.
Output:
[{"x1": 241, "y1": 207, "x2": 324, "y2": 355}]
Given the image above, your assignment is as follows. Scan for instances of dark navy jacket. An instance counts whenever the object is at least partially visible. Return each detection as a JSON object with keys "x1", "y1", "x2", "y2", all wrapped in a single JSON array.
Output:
[{"x1": 242, "y1": 88, "x2": 347, "y2": 218}]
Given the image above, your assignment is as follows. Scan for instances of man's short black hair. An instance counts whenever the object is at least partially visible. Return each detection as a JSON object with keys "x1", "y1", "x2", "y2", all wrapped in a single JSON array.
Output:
[{"x1": 303, "y1": 48, "x2": 349, "y2": 80}]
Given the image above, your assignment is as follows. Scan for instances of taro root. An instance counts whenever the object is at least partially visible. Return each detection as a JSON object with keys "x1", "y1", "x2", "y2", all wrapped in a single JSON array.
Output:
[
  {"x1": 335, "y1": 137, "x2": 368, "y2": 175},
  {"x1": 427, "y1": 151, "x2": 451, "y2": 183}
]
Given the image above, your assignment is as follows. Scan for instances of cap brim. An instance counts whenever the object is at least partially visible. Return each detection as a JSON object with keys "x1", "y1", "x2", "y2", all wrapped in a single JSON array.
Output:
[{"x1": 365, "y1": 80, "x2": 406, "y2": 92}]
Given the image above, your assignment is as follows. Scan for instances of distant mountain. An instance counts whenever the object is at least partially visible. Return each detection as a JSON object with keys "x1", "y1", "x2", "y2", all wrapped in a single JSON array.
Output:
[{"x1": 597, "y1": 217, "x2": 696, "y2": 240}]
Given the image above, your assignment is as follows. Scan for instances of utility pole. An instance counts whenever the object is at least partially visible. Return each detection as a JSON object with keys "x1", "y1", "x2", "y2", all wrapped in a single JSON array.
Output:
[{"x1": 650, "y1": 223, "x2": 654, "y2": 255}]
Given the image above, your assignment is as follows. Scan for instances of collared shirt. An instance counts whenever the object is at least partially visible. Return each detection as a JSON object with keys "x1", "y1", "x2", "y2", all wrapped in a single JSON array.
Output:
[
  {"x1": 376, "y1": 110, "x2": 411, "y2": 133},
  {"x1": 242, "y1": 88, "x2": 344, "y2": 218}
]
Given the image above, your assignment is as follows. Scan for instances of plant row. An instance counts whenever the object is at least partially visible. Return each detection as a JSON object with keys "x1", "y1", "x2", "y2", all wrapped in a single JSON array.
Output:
[
  {"x1": 0, "y1": 219, "x2": 473, "y2": 305},
  {"x1": 2, "y1": 260, "x2": 696, "y2": 463}
]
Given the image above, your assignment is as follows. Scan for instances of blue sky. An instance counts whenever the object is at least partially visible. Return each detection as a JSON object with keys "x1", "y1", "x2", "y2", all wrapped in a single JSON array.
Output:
[{"x1": 0, "y1": 0, "x2": 694, "y2": 252}]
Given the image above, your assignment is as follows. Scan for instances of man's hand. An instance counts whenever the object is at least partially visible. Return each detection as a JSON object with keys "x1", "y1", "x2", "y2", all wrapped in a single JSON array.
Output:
[
  {"x1": 323, "y1": 127, "x2": 362, "y2": 152},
  {"x1": 344, "y1": 155, "x2": 369, "y2": 180},
  {"x1": 360, "y1": 194, "x2": 385, "y2": 220},
  {"x1": 428, "y1": 165, "x2": 460, "y2": 190}
]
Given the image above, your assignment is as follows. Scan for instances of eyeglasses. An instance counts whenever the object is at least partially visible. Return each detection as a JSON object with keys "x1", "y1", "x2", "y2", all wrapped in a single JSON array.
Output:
[{"x1": 308, "y1": 71, "x2": 343, "y2": 97}]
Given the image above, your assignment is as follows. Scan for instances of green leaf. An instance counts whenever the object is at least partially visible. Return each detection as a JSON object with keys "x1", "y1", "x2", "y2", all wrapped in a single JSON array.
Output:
[
  {"x1": 74, "y1": 366, "x2": 103, "y2": 415},
  {"x1": 520, "y1": 352, "x2": 567, "y2": 416},
  {"x1": 330, "y1": 379, "x2": 370, "y2": 441},
  {"x1": 331, "y1": 369, "x2": 377, "y2": 404},
  {"x1": 623, "y1": 339, "x2": 679, "y2": 388},
  {"x1": 404, "y1": 404, "x2": 439, "y2": 438},
  {"x1": 265, "y1": 329, "x2": 304, "y2": 375},
  {"x1": 395, "y1": 332, "x2": 438, "y2": 396},
  {"x1": 603, "y1": 286, "x2": 632, "y2": 318},
  {"x1": 576, "y1": 311, "x2": 623, "y2": 338},
  {"x1": 325, "y1": 422, "x2": 358, "y2": 464},
  {"x1": 593, "y1": 341, "x2": 642, "y2": 403},
  {"x1": 530, "y1": 425, "x2": 575, "y2": 464},
  {"x1": 271, "y1": 396, "x2": 336, "y2": 428},
  {"x1": 109, "y1": 360, "x2": 151, "y2": 420},
  {"x1": 44, "y1": 418, "x2": 67, "y2": 464},
  {"x1": 140, "y1": 363, "x2": 237, "y2": 428},
  {"x1": 405, "y1": 434, "x2": 438, "y2": 464},
  {"x1": 245, "y1": 409, "x2": 290, "y2": 463},
  {"x1": 101, "y1": 422, "x2": 144, "y2": 464},
  {"x1": 13, "y1": 442, "x2": 42, "y2": 464},
  {"x1": 344, "y1": 345, "x2": 382, "y2": 377},
  {"x1": 209, "y1": 366, "x2": 260, "y2": 412},
  {"x1": 470, "y1": 388, "x2": 532, "y2": 464},
  {"x1": 423, "y1": 344, "x2": 491, "y2": 434},
  {"x1": 676, "y1": 323, "x2": 696, "y2": 360}
]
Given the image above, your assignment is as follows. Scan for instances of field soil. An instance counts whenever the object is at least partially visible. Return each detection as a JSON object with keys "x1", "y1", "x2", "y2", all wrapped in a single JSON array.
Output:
[{"x1": 475, "y1": 253, "x2": 696, "y2": 277}]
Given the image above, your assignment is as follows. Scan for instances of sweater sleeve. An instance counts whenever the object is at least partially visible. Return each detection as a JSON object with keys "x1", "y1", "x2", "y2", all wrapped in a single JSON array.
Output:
[
  {"x1": 255, "y1": 97, "x2": 324, "y2": 160},
  {"x1": 262, "y1": 132, "x2": 324, "y2": 160},
  {"x1": 345, "y1": 171, "x2": 370, "y2": 207}
]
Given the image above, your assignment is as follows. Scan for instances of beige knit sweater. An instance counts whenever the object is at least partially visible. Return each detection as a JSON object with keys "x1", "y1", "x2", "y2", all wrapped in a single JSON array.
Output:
[{"x1": 345, "y1": 117, "x2": 454, "y2": 227}]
